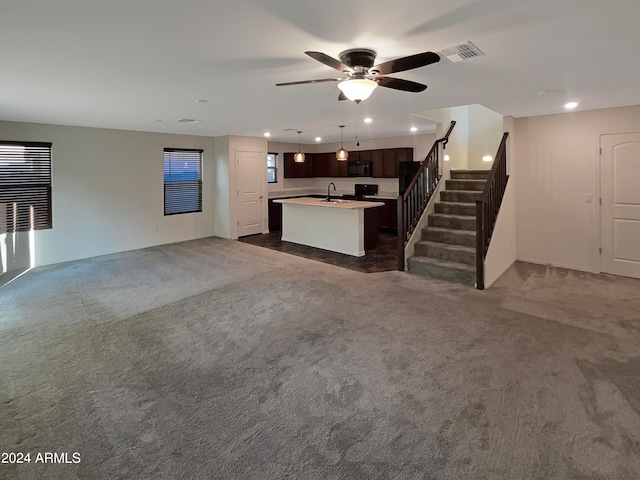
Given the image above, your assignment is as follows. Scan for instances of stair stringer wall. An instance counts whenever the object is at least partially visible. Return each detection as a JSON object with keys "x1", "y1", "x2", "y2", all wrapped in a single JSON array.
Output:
[
  {"x1": 403, "y1": 168, "x2": 452, "y2": 270},
  {"x1": 483, "y1": 178, "x2": 516, "y2": 288}
]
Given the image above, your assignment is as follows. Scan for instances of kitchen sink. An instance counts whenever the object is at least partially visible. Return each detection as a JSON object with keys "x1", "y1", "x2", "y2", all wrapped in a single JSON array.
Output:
[{"x1": 318, "y1": 198, "x2": 350, "y2": 204}]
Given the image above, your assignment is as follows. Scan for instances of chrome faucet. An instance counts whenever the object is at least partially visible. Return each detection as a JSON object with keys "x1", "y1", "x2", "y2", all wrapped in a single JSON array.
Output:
[{"x1": 327, "y1": 182, "x2": 336, "y2": 202}]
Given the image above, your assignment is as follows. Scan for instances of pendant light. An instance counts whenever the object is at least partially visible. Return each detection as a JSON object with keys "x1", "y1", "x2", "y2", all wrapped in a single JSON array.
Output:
[
  {"x1": 336, "y1": 125, "x2": 349, "y2": 161},
  {"x1": 293, "y1": 130, "x2": 305, "y2": 163}
]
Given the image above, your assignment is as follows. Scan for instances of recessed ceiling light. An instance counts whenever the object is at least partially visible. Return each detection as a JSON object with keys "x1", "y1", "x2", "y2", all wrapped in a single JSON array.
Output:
[
  {"x1": 315, "y1": 137, "x2": 322, "y2": 142},
  {"x1": 176, "y1": 118, "x2": 202, "y2": 123},
  {"x1": 196, "y1": 99, "x2": 209, "y2": 103},
  {"x1": 564, "y1": 102, "x2": 578, "y2": 109},
  {"x1": 148, "y1": 119, "x2": 162, "y2": 123},
  {"x1": 410, "y1": 127, "x2": 418, "y2": 132},
  {"x1": 483, "y1": 155, "x2": 493, "y2": 162},
  {"x1": 444, "y1": 155, "x2": 450, "y2": 161},
  {"x1": 263, "y1": 132, "x2": 271, "y2": 137},
  {"x1": 363, "y1": 117, "x2": 373, "y2": 123}
]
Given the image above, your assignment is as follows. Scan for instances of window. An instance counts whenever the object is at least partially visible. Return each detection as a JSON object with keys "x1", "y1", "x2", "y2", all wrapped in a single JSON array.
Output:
[
  {"x1": 0, "y1": 141, "x2": 52, "y2": 233},
  {"x1": 164, "y1": 148, "x2": 203, "y2": 215},
  {"x1": 267, "y1": 152, "x2": 277, "y2": 183}
]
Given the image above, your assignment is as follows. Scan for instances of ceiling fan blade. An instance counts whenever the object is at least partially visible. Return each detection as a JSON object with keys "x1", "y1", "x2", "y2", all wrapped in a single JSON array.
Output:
[
  {"x1": 305, "y1": 51, "x2": 351, "y2": 72},
  {"x1": 276, "y1": 78, "x2": 342, "y2": 87},
  {"x1": 338, "y1": 91, "x2": 348, "y2": 101},
  {"x1": 372, "y1": 51, "x2": 440, "y2": 75},
  {"x1": 376, "y1": 76, "x2": 427, "y2": 92}
]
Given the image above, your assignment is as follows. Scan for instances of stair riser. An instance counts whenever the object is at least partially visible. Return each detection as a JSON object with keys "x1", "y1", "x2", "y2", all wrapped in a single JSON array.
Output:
[
  {"x1": 445, "y1": 180, "x2": 486, "y2": 191},
  {"x1": 428, "y1": 215, "x2": 476, "y2": 231},
  {"x1": 423, "y1": 228, "x2": 476, "y2": 247},
  {"x1": 414, "y1": 243, "x2": 476, "y2": 265},
  {"x1": 408, "y1": 259, "x2": 476, "y2": 285},
  {"x1": 435, "y1": 203, "x2": 477, "y2": 216},
  {"x1": 450, "y1": 171, "x2": 491, "y2": 180},
  {"x1": 440, "y1": 191, "x2": 483, "y2": 203}
]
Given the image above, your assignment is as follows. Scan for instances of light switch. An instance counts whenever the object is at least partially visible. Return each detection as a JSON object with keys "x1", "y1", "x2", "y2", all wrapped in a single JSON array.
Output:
[{"x1": 585, "y1": 194, "x2": 593, "y2": 203}]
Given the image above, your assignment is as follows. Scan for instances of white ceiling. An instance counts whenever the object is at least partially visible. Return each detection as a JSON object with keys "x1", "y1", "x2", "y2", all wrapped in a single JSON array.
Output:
[{"x1": 2, "y1": 0, "x2": 640, "y2": 144}]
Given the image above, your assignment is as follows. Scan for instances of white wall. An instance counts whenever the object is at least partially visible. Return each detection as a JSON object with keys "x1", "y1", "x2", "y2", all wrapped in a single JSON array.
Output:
[
  {"x1": 468, "y1": 104, "x2": 504, "y2": 170},
  {"x1": 0, "y1": 120, "x2": 217, "y2": 271},
  {"x1": 213, "y1": 135, "x2": 231, "y2": 239},
  {"x1": 514, "y1": 104, "x2": 640, "y2": 272}
]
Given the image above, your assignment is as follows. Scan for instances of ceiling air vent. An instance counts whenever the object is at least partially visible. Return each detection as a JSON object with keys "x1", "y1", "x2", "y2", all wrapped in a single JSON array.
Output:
[
  {"x1": 176, "y1": 118, "x2": 202, "y2": 123},
  {"x1": 438, "y1": 41, "x2": 484, "y2": 63}
]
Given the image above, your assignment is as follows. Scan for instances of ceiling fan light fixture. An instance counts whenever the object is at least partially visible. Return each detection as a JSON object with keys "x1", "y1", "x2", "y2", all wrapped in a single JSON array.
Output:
[
  {"x1": 336, "y1": 125, "x2": 349, "y2": 161},
  {"x1": 337, "y1": 78, "x2": 378, "y2": 103}
]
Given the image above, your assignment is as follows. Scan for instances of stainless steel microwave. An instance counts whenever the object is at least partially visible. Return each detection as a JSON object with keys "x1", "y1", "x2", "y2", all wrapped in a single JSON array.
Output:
[{"x1": 348, "y1": 161, "x2": 372, "y2": 177}]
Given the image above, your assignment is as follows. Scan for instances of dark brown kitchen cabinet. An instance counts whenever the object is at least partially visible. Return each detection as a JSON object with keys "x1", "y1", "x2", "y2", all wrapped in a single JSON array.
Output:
[
  {"x1": 371, "y1": 150, "x2": 384, "y2": 177},
  {"x1": 284, "y1": 147, "x2": 412, "y2": 179},
  {"x1": 358, "y1": 150, "x2": 372, "y2": 162},
  {"x1": 396, "y1": 148, "x2": 413, "y2": 163},
  {"x1": 312, "y1": 153, "x2": 331, "y2": 177},
  {"x1": 283, "y1": 152, "x2": 313, "y2": 178},
  {"x1": 378, "y1": 198, "x2": 398, "y2": 231},
  {"x1": 383, "y1": 149, "x2": 398, "y2": 178},
  {"x1": 330, "y1": 155, "x2": 349, "y2": 177},
  {"x1": 268, "y1": 199, "x2": 282, "y2": 231}
]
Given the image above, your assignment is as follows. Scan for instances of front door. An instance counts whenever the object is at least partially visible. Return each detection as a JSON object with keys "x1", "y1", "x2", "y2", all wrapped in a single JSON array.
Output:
[
  {"x1": 600, "y1": 133, "x2": 640, "y2": 279},
  {"x1": 236, "y1": 150, "x2": 265, "y2": 237}
]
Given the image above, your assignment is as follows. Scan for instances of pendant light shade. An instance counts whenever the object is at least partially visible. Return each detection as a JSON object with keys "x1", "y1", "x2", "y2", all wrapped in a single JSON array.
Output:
[
  {"x1": 337, "y1": 78, "x2": 378, "y2": 103},
  {"x1": 336, "y1": 125, "x2": 349, "y2": 161},
  {"x1": 294, "y1": 130, "x2": 305, "y2": 163}
]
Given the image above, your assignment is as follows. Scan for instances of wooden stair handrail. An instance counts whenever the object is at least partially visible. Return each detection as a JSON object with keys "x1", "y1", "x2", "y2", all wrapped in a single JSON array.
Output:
[
  {"x1": 398, "y1": 121, "x2": 456, "y2": 270},
  {"x1": 475, "y1": 132, "x2": 509, "y2": 289}
]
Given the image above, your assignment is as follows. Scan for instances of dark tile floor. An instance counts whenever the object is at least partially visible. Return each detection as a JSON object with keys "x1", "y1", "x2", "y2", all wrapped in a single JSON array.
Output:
[{"x1": 238, "y1": 230, "x2": 399, "y2": 273}]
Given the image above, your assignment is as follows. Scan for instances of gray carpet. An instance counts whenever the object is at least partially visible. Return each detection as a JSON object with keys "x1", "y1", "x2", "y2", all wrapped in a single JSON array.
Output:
[{"x1": 1, "y1": 237, "x2": 639, "y2": 479}]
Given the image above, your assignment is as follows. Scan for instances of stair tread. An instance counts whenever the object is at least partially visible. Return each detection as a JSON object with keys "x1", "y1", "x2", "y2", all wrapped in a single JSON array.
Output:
[
  {"x1": 443, "y1": 190, "x2": 483, "y2": 194},
  {"x1": 437, "y1": 201, "x2": 475, "y2": 206},
  {"x1": 424, "y1": 226, "x2": 476, "y2": 236},
  {"x1": 409, "y1": 256, "x2": 475, "y2": 272},
  {"x1": 450, "y1": 170, "x2": 491, "y2": 173},
  {"x1": 430, "y1": 213, "x2": 475, "y2": 220},
  {"x1": 447, "y1": 179, "x2": 486, "y2": 183},
  {"x1": 415, "y1": 240, "x2": 475, "y2": 253}
]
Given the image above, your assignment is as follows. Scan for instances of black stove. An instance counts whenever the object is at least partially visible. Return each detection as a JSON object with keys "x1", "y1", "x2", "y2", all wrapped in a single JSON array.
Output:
[{"x1": 350, "y1": 183, "x2": 378, "y2": 200}]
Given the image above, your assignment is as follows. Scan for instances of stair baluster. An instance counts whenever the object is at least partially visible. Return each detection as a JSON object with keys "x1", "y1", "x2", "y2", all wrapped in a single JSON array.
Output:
[{"x1": 397, "y1": 121, "x2": 456, "y2": 270}]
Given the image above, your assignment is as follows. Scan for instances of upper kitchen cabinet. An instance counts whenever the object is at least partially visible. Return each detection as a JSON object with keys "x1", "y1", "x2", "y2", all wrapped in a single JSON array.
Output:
[
  {"x1": 283, "y1": 147, "x2": 412, "y2": 179},
  {"x1": 396, "y1": 148, "x2": 413, "y2": 163},
  {"x1": 330, "y1": 154, "x2": 348, "y2": 177},
  {"x1": 312, "y1": 153, "x2": 331, "y2": 177},
  {"x1": 371, "y1": 148, "x2": 414, "y2": 178},
  {"x1": 382, "y1": 149, "x2": 398, "y2": 178},
  {"x1": 283, "y1": 152, "x2": 313, "y2": 178},
  {"x1": 371, "y1": 150, "x2": 384, "y2": 177}
]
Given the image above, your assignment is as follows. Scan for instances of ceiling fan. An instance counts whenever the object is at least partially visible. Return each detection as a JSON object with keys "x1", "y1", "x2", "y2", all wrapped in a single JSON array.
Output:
[{"x1": 276, "y1": 49, "x2": 440, "y2": 103}]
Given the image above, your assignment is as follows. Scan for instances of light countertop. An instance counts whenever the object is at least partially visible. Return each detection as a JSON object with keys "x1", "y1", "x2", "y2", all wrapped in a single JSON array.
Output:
[{"x1": 274, "y1": 196, "x2": 384, "y2": 209}]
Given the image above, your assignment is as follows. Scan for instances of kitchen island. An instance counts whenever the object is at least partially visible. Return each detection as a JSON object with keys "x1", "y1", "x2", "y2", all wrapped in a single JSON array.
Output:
[{"x1": 273, "y1": 197, "x2": 384, "y2": 257}]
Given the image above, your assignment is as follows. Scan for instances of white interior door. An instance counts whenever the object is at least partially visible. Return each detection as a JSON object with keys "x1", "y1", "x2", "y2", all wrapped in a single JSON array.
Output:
[
  {"x1": 236, "y1": 150, "x2": 265, "y2": 237},
  {"x1": 600, "y1": 133, "x2": 640, "y2": 279}
]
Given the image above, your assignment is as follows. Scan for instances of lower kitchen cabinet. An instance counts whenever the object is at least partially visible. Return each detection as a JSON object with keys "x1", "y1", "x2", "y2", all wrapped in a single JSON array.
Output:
[
  {"x1": 378, "y1": 198, "x2": 398, "y2": 231},
  {"x1": 268, "y1": 199, "x2": 282, "y2": 230}
]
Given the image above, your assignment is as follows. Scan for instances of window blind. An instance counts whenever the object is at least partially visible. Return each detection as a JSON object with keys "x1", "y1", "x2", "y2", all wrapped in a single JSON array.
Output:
[
  {"x1": 0, "y1": 141, "x2": 52, "y2": 233},
  {"x1": 164, "y1": 148, "x2": 203, "y2": 215}
]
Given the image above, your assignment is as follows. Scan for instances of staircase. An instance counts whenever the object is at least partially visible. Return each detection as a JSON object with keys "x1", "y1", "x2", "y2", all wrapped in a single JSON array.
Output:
[{"x1": 407, "y1": 170, "x2": 489, "y2": 286}]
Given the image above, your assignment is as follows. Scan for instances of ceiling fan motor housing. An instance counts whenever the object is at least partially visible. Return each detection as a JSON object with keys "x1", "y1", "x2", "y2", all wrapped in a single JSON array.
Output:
[{"x1": 339, "y1": 49, "x2": 377, "y2": 70}]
